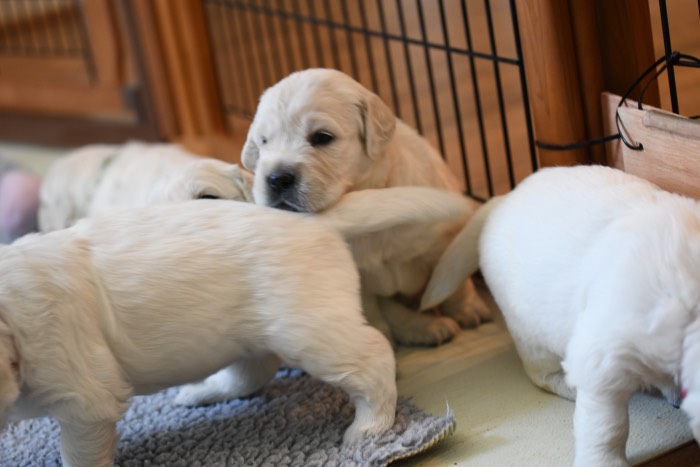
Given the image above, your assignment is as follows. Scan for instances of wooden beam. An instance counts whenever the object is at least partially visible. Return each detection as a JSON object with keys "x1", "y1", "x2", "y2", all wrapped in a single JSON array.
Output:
[
  {"x1": 596, "y1": 0, "x2": 660, "y2": 106},
  {"x1": 514, "y1": 0, "x2": 589, "y2": 167},
  {"x1": 0, "y1": 82, "x2": 129, "y2": 119}
]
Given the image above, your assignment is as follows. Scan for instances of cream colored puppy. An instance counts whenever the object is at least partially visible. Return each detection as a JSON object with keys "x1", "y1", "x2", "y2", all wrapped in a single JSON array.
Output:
[
  {"x1": 39, "y1": 141, "x2": 253, "y2": 232},
  {"x1": 422, "y1": 165, "x2": 700, "y2": 467},
  {"x1": 241, "y1": 68, "x2": 489, "y2": 345},
  {"x1": 0, "y1": 186, "x2": 474, "y2": 467}
]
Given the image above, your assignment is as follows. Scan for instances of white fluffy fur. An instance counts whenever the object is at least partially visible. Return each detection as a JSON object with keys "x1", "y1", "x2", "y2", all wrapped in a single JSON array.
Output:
[
  {"x1": 422, "y1": 165, "x2": 700, "y2": 466},
  {"x1": 39, "y1": 141, "x2": 253, "y2": 232},
  {"x1": 0, "y1": 186, "x2": 477, "y2": 466},
  {"x1": 241, "y1": 68, "x2": 489, "y2": 345}
]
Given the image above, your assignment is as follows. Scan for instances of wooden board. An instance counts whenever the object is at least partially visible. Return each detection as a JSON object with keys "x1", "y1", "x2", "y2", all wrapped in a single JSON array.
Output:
[{"x1": 602, "y1": 92, "x2": 700, "y2": 198}]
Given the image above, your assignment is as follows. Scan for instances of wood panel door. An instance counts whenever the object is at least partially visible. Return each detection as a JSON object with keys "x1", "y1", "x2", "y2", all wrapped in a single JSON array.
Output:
[{"x1": 0, "y1": 0, "x2": 168, "y2": 146}]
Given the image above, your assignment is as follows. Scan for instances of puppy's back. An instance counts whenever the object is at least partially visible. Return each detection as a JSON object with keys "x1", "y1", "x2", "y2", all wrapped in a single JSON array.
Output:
[{"x1": 68, "y1": 200, "x2": 361, "y2": 386}]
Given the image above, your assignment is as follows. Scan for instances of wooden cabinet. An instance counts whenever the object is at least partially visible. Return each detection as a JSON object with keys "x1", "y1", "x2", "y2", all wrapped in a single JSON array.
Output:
[{"x1": 0, "y1": 0, "x2": 162, "y2": 144}]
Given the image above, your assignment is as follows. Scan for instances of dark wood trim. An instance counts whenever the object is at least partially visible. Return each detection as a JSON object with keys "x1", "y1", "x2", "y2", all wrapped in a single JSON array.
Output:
[
  {"x1": 0, "y1": 113, "x2": 159, "y2": 147},
  {"x1": 640, "y1": 441, "x2": 700, "y2": 466}
]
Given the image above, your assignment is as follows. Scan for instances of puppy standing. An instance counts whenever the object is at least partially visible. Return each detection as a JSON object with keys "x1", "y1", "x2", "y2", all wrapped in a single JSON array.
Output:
[
  {"x1": 0, "y1": 186, "x2": 473, "y2": 466},
  {"x1": 39, "y1": 141, "x2": 253, "y2": 232},
  {"x1": 422, "y1": 165, "x2": 700, "y2": 467},
  {"x1": 241, "y1": 68, "x2": 490, "y2": 345}
]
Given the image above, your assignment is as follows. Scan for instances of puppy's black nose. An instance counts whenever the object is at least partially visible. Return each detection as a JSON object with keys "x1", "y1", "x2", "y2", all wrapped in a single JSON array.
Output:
[{"x1": 267, "y1": 170, "x2": 296, "y2": 194}]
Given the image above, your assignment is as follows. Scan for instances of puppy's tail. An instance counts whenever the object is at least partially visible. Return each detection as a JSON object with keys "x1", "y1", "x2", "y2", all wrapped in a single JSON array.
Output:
[
  {"x1": 419, "y1": 195, "x2": 505, "y2": 311},
  {"x1": 318, "y1": 187, "x2": 478, "y2": 239}
]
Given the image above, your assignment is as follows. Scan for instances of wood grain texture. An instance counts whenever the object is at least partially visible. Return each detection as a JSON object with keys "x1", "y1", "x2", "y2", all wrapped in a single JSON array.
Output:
[{"x1": 602, "y1": 92, "x2": 700, "y2": 199}]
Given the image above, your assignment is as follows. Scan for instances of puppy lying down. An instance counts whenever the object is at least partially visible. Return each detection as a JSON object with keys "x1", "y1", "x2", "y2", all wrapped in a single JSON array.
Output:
[
  {"x1": 39, "y1": 141, "x2": 253, "y2": 232},
  {"x1": 422, "y1": 165, "x2": 700, "y2": 467},
  {"x1": 0, "y1": 186, "x2": 473, "y2": 467},
  {"x1": 241, "y1": 68, "x2": 489, "y2": 346}
]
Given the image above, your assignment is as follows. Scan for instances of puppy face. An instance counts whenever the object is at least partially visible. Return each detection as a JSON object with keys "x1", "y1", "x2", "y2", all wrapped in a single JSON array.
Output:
[{"x1": 242, "y1": 68, "x2": 396, "y2": 212}]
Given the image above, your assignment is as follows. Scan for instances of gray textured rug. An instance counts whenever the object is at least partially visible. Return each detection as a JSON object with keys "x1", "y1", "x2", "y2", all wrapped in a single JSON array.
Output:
[{"x1": 0, "y1": 369, "x2": 455, "y2": 466}]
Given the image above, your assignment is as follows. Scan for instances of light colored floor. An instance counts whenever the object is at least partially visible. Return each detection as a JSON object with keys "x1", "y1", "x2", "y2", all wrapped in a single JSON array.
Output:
[
  {"x1": 0, "y1": 141, "x2": 68, "y2": 175},
  {"x1": 394, "y1": 279, "x2": 694, "y2": 466}
]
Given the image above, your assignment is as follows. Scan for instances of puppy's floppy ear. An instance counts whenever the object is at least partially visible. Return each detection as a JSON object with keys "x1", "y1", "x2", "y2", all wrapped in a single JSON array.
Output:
[
  {"x1": 241, "y1": 131, "x2": 259, "y2": 171},
  {"x1": 358, "y1": 92, "x2": 396, "y2": 160}
]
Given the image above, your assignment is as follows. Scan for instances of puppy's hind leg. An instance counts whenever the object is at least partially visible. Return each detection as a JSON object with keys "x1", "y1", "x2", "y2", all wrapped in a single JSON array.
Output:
[
  {"x1": 58, "y1": 419, "x2": 119, "y2": 467},
  {"x1": 516, "y1": 342, "x2": 576, "y2": 401},
  {"x1": 277, "y1": 319, "x2": 397, "y2": 445},
  {"x1": 175, "y1": 353, "x2": 281, "y2": 406}
]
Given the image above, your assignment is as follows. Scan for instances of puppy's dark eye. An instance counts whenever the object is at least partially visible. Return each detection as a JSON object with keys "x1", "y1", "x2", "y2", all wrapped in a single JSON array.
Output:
[
  {"x1": 309, "y1": 131, "x2": 334, "y2": 146},
  {"x1": 199, "y1": 194, "x2": 220, "y2": 200},
  {"x1": 261, "y1": 136, "x2": 268, "y2": 145}
]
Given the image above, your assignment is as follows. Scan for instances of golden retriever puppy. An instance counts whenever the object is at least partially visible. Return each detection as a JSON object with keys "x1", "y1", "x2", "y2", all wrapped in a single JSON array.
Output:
[
  {"x1": 422, "y1": 165, "x2": 700, "y2": 466},
  {"x1": 39, "y1": 141, "x2": 252, "y2": 232},
  {"x1": 241, "y1": 68, "x2": 490, "y2": 345},
  {"x1": 0, "y1": 186, "x2": 474, "y2": 466}
]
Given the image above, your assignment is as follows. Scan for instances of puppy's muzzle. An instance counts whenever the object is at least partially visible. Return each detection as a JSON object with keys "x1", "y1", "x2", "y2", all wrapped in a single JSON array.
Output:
[
  {"x1": 266, "y1": 169, "x2": 296, "y2": 195},
  {"x1": 264, "y1": 167, "x2": 306, "y2": 211}
]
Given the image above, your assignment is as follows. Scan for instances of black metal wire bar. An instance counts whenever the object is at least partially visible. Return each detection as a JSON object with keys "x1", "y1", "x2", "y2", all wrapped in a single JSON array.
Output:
[
  {"x1": 223, "y1": 2, "x2": 255, "y2": 113},
  {"x1": 306, "y1": 0, "x2": 325, "y2": 66},
  {"x1": 659, "y1": 0, "x2": 679, "y2": 113},
  {"x1": 415, "y1": 0, "x2": 444, "y2": 154},
  {"x1": 437, "y1": 0, "x2": 472, "y2": 193},
  {"x1": 204, "y1": 0, "x2": 539, "y2": 195},
  {"x1": 36, "y1": 0, "x2": 54, "y2": 55},
  {"x1": 375, "y1": 0, "x2": 400, "y2": 116},
  {"x1": 32, "y1": 1, "x2": 50, "y2": 54},
  {"x1": 484, "y1": 0, "x2": 514, "y2": 189},
  {"x1": 65, "y1": 0, "x2": 84, "y2": 53},
  {"x1": 509, "y1": 0, "x2": 537, "y2": 172},
  {"x1": 203, "y1": 3, "x2": 226, "y2": 123},
  {"x1": 51, "y1": 0, "x2": 70, "y2": 53},
  {"x1": 220, "y1": 0, "x2": 521, "y2": 65},
  {"x1": 396, "y1": 0, "x2": 423, "y2": 133},
  {"x1": 460, "y1": 0, "x2": 492, "y2": 195},
  {"x1": 275, "y1": 0, "x2": 297, "y2": 74},
  {"x1": 261, "y1": 0, "x2": 285, "y2": 78},
  {"x1": 206, "y1": 3, "x2": 243, "y2": 124},
  {"x1": 289, "y1": 0, "x2": 310, "y2": 68},
  {"x1": 242, "y1": 4, "x2": 270, "y2": 95},
  {"x1": 0, "y1": 3, "x2": 10, "y2": 52},
  {"x1": 46, "y1": 0, "x2": 65, "y2": 55},
  {"x1": 231, "y1": 4, "x2": 262, "y2": 115},
  {"x1": 14, "y1": 1, "x2": 37, "y2": 53},
  {"x1": 30, "y1": 0, "x2": 48, "y2": 53},
  {"x1": 249, "y1": 0, "x2": 274, "y2": 86},
  {"x1": 6, "y1": 1, "x2": 23, "y2": 54},
  {"x1": 339, "y1": 0, "x2": 359, "y2": 78},
  {"x1": 73, "y1": 0, "x2": 97, "y2": 82},
  {"x1": 322, "y1": 0, "x2": 341, "y2": 69},
  {"x1": 357, "y1": 0, "x2": 379, "y2": 92}
]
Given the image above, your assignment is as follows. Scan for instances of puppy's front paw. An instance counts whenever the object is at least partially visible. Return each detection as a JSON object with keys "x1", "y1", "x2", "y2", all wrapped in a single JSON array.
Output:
[
  {"x1": 441, "y1": 292, "x2": 492, "y2": 329},
  {"x1": 427, "y1": 316, "x2": 461, "y2": 344},
  {"x1": 449, "y1": 301, "x2": 492, "y2": 328},
  {"x1": 341, "y1": 414, "x2": 394, "y2": 447}
]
